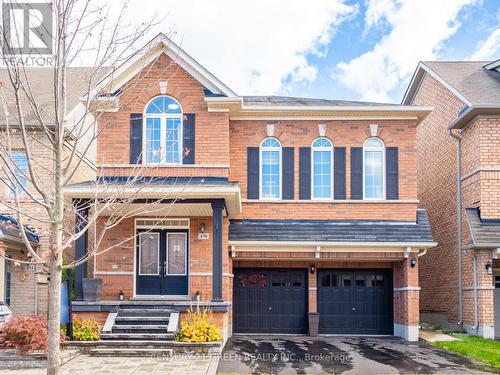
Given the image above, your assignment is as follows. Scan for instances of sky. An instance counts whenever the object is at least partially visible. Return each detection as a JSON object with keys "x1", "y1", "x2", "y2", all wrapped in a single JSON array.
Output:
[{"x1": 103, "y1": 0, "x2": 500, "y2": 104}]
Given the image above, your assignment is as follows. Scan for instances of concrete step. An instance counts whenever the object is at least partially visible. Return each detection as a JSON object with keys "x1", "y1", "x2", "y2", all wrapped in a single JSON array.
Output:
[
  {"x1": 111, "y1": 325, "x2": 169, "y2": 334},
  {"x1": 89, "y1": 348, "x2": 173, "y2": 357},
  {"x1": 117, "y1": 308, "x2": 174, "y2": 317},
  {"x1": 93, "y1": 340, "x2": 175, "y2": 347},
  {"x1": 114, "y1": 316, "x2": 170, "y2": 325},
  {"x1": 118, "y1": 304, "x2": 176, "y2": 310},
  {"x1": 100, "y1": 332, "x2": 174, "y2": 341}
]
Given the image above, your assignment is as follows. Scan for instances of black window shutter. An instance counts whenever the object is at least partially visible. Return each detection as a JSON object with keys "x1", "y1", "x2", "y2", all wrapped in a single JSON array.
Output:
[
  {"x1": 282, "y1": 147, "x2": 294, "y2": 199},
  {"x1": 183, "y1": 113, "x2": 195, "y2": 164},
  {"x1": 299, "y1": 147, "x2": 311, "y2": 200},
  {"x1": 386, "y1": 147, "x2": 399, "y2": 200},
  {"x1": 334, "y1": 147, "x2": 346, "y2": 200},
  {"x1": 247, "y1": 147, "x2": 259, "y2": 199},
  {"x1": 350, "y1": 147, "x2": 363, "y2": 199},
  {"x1": 129, "y1": 113, "x2": 143, "y2": 164}
]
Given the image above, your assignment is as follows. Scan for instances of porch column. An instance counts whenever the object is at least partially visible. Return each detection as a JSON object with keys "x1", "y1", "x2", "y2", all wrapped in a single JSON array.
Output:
[
  {"x1": 74, "y1": 199, "x2": 89, "y2": 301},
  {"x1": 211, "y1": 200, "x2": 224, "y2": 302}
]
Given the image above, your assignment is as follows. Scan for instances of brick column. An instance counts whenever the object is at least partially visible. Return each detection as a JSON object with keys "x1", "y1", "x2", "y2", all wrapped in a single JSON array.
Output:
[
  {"x1": 393, "y1": 256, "x2": 420, "y2": 341},
  {"x1": 308, "y1": 270, "x2": 317, "y2": 313}
]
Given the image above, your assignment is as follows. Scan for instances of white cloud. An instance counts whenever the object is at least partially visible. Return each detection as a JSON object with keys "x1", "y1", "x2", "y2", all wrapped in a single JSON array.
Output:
[
  {"x1": 470, "y1": 28, "x2": 500, "y2": 60},
  {"x1": 333, "y1": 0, "x2": 477, "y2": 102},
  {"x1": 107, "y1": 0, "x2": 357, "y2": 95}
]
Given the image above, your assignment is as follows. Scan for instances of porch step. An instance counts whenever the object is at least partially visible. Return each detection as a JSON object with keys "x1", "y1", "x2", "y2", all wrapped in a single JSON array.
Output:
[
  {"x1": 114, "y1": 316, "x2": 170, "y2": 325},
  {"x1": 111, "y1": 325, "x2": 170, "y2": 334},
  {"x1": 90, "y1": 340, "x2": 174, "y2": 347},
  {"x1": 116, "y1": 308, "x2": 174, "y2": 317},
  {"x1": 89, "y1": 348, "x2": 173, "y2": 357},
  {"x1": 100, "y1": 333, "x2": 174, "y2": 341}
]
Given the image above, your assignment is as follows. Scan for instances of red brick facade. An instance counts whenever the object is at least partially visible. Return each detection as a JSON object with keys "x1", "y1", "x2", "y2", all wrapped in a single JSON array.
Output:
[{"x1": 69, "y1": 50, "x2": 427, "y2": 341}]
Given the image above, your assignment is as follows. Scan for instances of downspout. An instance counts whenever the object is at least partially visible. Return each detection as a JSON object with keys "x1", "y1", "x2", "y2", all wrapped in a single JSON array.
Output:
[
  {"x1": 472, "y1": 253, "x2": 479, "y2": 331},
  {"x1": 449, "y1": 129, "x2": 463, "y2": 326}
]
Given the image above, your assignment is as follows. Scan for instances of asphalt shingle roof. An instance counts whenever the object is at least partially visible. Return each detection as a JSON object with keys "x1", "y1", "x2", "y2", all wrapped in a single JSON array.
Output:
[
  {"x1": 465, "y1": 207, "x2": 500, "y2": 248},
  {"x1": 0, "y1": 214, "x2": 39, "y2": 243},
  {"x1": 422, "y1": 61, "x2": 500, "y2": 105},
  {"x1": 242, "y1": 96, "x2": 393, "y2": 107},
  {"x1": 229, "y1": 209, "x2": 434, "y2": 243}
]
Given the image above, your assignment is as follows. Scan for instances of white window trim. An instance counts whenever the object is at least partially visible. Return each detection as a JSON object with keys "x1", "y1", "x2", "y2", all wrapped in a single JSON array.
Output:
[
  {"x1": 6, "y1": 151, "x2": 28, "y2": 197},
  {"x1": 166, "y1": 232, "x2": 188, "y2": 276},
  {"x1": 311, "y1": 138, "x2": 333, "y2": 200},
  {"x1": 363, "y1": 137, "x2": 386, "y2": 201},
  {"x1": 138, "y1": 232, "x2": 160, "y2": 276},
  {"x1": 143, "y1": 95, "x2": 183, "y2": 165},
  {"x1": 259, "y1": 137, "x2": 282, "y2": 200}
]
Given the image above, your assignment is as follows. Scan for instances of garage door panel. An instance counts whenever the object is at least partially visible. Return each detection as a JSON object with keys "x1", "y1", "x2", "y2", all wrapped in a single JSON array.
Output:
[
  {"x1": 318, "y1": 269, "x2": 393, "y2": 335},
  {"x1": 234, "y1": 269, "x2": 307, "y2": 334}
]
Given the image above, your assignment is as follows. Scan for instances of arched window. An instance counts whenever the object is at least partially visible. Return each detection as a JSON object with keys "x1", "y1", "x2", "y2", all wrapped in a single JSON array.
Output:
[
  {"x1": 311, "y1": 137, "x2": 333, "y2": 199},
  {"x1": 363, "y1": 137, "x2": 385, "y2": 199},
  {"x1": 260, "y1": 138, "x2": 281, "y2": 199},
  {"x1": 144, "y1": 96, "x2": 183, "y2": 164}
]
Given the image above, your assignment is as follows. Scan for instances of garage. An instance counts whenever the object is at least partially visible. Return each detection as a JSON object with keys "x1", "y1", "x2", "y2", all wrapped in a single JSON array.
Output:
[
  {"x1": 318, "y1": 269, "x2": 393, "y2": 334},
  {"x1": 233, "y1": 268, "x2": 307, "y2": 334}
]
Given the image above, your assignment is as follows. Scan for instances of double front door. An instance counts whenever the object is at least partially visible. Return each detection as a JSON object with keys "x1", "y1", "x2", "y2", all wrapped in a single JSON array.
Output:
[{"x1": 136, "y1": 229, "x2": 188, "y2": 296}]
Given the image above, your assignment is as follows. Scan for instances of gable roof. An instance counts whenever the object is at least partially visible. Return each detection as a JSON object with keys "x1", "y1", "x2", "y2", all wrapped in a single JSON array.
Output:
[
  {"x1": 403, "y1": 60, "x2": 500, "y2": 107},
  {"x1": 91, "y1": 33, "x2": 236, "y2": 99}
]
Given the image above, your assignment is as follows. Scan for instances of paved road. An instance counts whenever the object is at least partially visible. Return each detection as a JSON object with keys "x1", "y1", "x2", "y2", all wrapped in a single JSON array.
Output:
[{"x1": 217, "y1": 335, "x2": 495, "y2": 374}]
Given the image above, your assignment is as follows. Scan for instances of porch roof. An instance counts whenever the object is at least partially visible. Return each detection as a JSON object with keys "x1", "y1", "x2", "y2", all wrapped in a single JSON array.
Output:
[
  {"x1": 464, "y1": 207, "x2": 500, "y2": 249},
  {"x1": 0, "y1": 215, "x2": 39, "y2": 245},
  {"x1": 64, "y1": 178, "x2": 241, "y2": 215},
  {"x1": 228, "y1": 209, "x2": 435, "y2": 248}
]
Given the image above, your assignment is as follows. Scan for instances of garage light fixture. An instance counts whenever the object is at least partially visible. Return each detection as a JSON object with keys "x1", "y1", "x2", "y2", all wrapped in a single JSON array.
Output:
[
  {"x1": 485, "y1": 261, "x2": 492, "y2": 275},
  {"x1": 410, "y1": 257, "x2": 417, "y2": 268},
  {"x1": 309, "y1": 264, "x2": 315, "y2": 274}
]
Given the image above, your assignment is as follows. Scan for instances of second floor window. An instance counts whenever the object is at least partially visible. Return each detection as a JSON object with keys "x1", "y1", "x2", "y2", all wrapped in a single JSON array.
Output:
[
  {"x1": 312, "y1": 137, "x2": 333, "y2": 199},
  {"x1": 363, "y1": 137, "x2": 385, "y2": 199},
  {"x1": 260, "y1": 137, "x2": 281, "y2": 199},
  {"x1": 144, "y1": 96, "x2": 183, "y2": 164},
  {"x1": 6, "y1": 151, "x2": 28, "y2": 196}
]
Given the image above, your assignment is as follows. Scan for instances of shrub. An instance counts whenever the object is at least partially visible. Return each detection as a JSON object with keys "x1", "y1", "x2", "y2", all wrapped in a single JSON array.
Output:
[
  {"x1": 1, "y1": 315, "x2": 66, "y2": 355},
  {"x1": 72, "y1": 319, "x2": 100, "y2": 341},
  {"x1": 174, "y1": 307, "x2": 222, "y2": 343}
]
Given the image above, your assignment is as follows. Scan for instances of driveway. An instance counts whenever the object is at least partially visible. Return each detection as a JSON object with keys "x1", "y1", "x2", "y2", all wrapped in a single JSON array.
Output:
[{"x1": 217, "y1": 335, "x2": 494, "y2": 374}]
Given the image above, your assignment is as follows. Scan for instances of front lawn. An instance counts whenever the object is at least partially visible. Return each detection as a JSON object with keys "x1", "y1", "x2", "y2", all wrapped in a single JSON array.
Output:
[{"x1": 433, "y1": 334, "x2": 500, "y2": 370}]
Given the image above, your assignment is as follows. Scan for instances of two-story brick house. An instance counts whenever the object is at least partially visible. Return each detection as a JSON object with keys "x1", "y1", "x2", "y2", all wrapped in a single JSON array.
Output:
[
  {"x1": 67, "y1": 34, "x2": 435, "y2": 343},
  {"x1": 404, "y1": 59, "x2": 500, "y2": 339}
]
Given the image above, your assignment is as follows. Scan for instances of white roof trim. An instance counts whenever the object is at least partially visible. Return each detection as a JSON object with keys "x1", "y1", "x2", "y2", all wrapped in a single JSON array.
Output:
[
  {"x1": 484, "y1": 59, "x2": 500, "y2": 71},
  {"x1": 402, "y1": 62, "x2": 472, "y2": 106},
  {"x1": 228, "y1": 240, "x2": 437, "y2": 248},
  {"x1": 90, "y1": 33, "x2": 236, "y2": 98}
]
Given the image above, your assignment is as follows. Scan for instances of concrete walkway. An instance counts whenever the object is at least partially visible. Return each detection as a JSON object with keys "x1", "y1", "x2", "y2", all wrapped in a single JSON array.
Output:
[
  {"x1": 2, "y1": 353, "x2": 219, "y2": 375},
  {"x1": 419, "y1": 329, "x2": 461, "y2": 343}
]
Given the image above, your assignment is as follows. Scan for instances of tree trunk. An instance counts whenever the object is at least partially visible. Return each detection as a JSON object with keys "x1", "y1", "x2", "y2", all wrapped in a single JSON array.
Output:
[{"x1": 46, "y1": 253, "x2": 62, "y2": 375}]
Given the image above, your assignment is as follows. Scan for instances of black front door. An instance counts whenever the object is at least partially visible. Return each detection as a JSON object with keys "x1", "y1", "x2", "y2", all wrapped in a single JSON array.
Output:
[
  {"x1": 136, "y1": 229, "x2": 188, "y2": 296},
  {"x1": 318, "y1": 269, "x2": 393, "y2": 334},
  {"x1": 233, "y1": 268, "x2": 307, "y2": 334}
]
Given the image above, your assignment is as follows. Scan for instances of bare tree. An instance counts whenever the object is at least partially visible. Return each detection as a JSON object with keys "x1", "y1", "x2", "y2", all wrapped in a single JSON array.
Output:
[{"x1": 0, "y1": 1, "x2": 193, "y2": 374}]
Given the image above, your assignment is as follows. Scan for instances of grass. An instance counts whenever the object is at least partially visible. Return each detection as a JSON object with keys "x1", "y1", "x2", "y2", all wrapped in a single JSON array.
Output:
[{"x1": 433, "y1": 334, "x2": 500, "y2": 370}]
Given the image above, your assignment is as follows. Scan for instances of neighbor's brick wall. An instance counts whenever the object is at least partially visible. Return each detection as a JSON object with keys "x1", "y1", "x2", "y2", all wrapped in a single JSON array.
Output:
[
  {"x1": 96, "y1": 54, "x2": 230, "y2": 170},
  {"x1": 413, "y1": 71, "x2": 498, "y2": 331},
  {"x1": 229, "y1": 119, "x2": 419, "y2": 221},
  {"x1": 412, "y1": 72, "x2": 464, "y2": 323},
  {"x1": 0, "y1": 130, "x2": 95, "y2": 317}
]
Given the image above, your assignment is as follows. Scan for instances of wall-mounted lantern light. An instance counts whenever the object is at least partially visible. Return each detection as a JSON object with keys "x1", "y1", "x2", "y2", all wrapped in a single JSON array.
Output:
[
  {"x1": 199, "y1": 223, "x2": 206, "y2": 233},
  {"x1": 309, "y1": 264, "x2": 316, "y2": 274},
  {"x1": 485, "y1": 261, "x2": 493, "y2": 275},
  {"x1": 118, "y1": 290, "x2": 124, "y2": 301},
  {"x1": 410, "y1": 257, "x2": 417, "y2": 268}
]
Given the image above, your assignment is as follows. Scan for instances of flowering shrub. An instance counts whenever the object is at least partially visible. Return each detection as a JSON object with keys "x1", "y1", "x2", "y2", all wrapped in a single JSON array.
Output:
[
  {"x1": 1, "y1": 316, "x2": 65, "y2": 355},
  {"x1": 174, "y1": 307, "x2": 222, "y2": 343},
  {"x1": 72, "y1": 319, "x2": 100, "y2": 341}
]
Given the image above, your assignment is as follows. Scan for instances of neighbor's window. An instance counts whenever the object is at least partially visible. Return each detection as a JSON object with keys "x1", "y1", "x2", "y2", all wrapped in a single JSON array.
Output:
[
  {"x1": 144, "y1": 96, "x2": 183, "y2": 164},
  {"x1": 6, "y1": 151, "x2": 28, "y2": 196},
  {"x1": 311, "y1": 137, "x2": 333, "y2": 199},
  {"x1": 363, "y1": 138, "x2": 385, "y2": 199},
  {"x1": 260, "y1": 137, "x2": 281, "y2": 199}
]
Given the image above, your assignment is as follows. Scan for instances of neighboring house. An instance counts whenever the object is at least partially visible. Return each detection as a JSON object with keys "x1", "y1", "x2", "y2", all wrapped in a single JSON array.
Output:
[
  {"x1": 64, "y1": 33, "x2": 435, "y2": 343},
  {"x1": 404, "y1": 59, "x2": 500, "y2": 339},
  {"x1": 0, "y1": 69, "x2": 97, "y2": 316}
]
